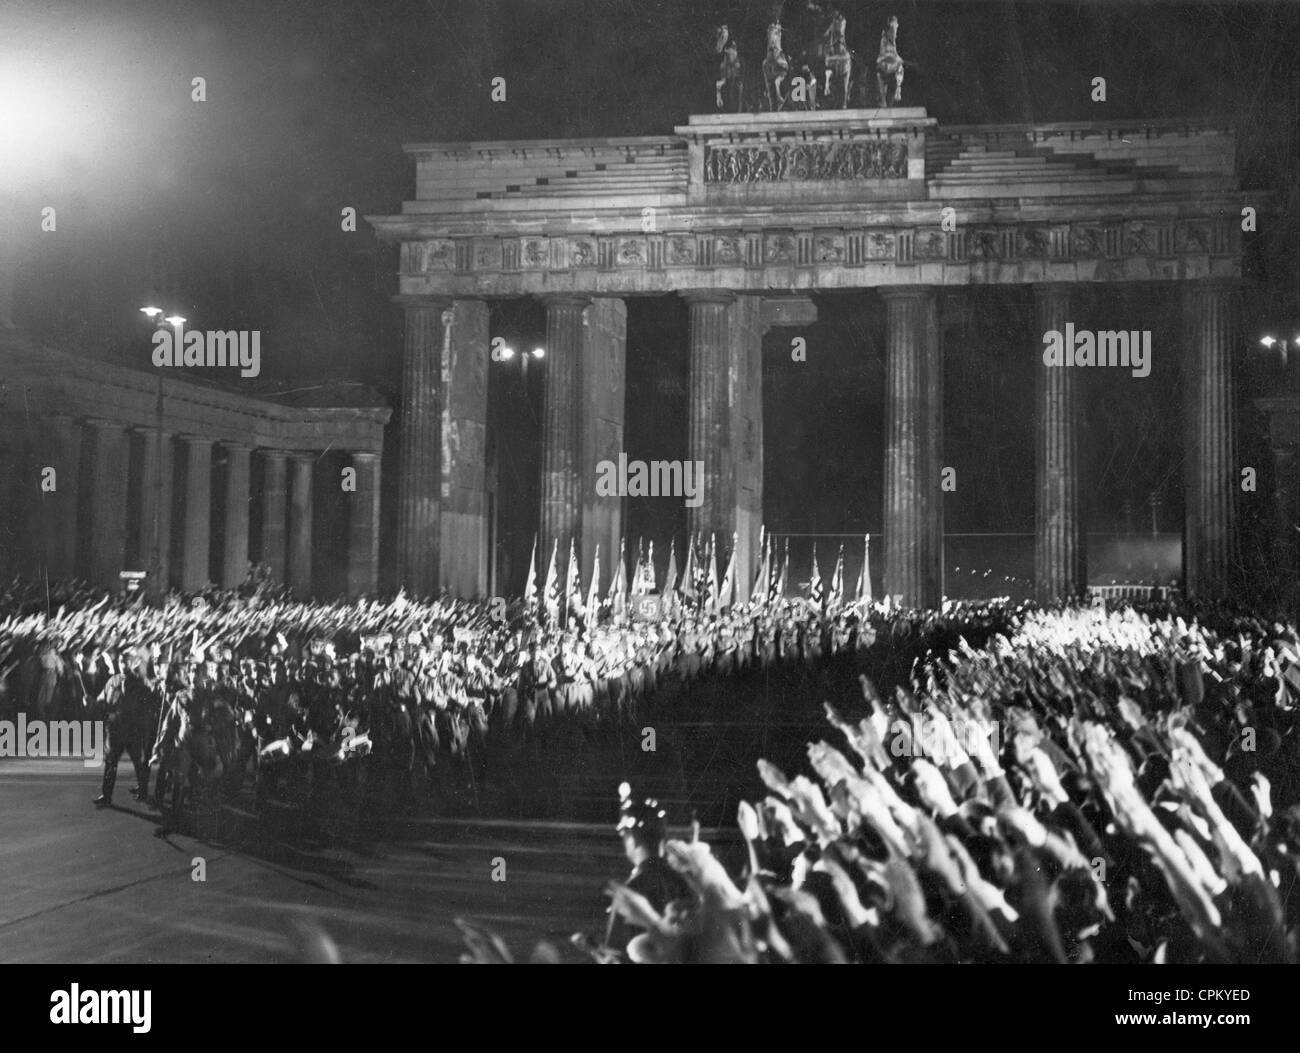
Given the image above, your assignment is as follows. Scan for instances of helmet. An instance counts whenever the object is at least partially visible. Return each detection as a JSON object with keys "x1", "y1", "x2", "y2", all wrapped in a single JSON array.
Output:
[{"x1": 616, "y1": 781, "x2": 667, "y2": 847}]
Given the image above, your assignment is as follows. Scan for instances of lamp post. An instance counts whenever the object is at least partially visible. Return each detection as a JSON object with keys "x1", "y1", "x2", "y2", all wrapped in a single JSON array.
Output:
[
  {"x1": 1258, "y1": 332, "x2": 1300, "y2": 610},
  {"x1": 140, "y1": 306, "x2": 185, "y2": 600}
]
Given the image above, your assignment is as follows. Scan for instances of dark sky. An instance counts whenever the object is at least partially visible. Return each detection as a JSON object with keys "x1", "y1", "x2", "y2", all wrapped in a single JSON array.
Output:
[{"x1": 4, "y1": 0, "x2": 1298, "y2": 588}]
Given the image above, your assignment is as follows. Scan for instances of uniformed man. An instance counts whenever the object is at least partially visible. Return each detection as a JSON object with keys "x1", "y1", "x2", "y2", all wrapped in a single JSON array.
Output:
[
  {"x1": 93, "y1": 647, "x2": 156, "y2": 807},
  {"x1": 604, "y1": 782, "x2": 691, "y2": 956}
]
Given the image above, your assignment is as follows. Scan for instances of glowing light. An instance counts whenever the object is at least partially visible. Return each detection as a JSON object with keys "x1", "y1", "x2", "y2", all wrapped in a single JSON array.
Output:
[
  {"x1": 1260, "y1": 336, "x2": 1277, "y2": 348},
  {"x1": 531, "y1": 347, "x2": 545, "y2": 359},
  {"x1": 139, "y1": 306, "x2": 162, "y2": 318},
  {"x1": 163, "y1": 315, "x2": 186, "y2": 327}
]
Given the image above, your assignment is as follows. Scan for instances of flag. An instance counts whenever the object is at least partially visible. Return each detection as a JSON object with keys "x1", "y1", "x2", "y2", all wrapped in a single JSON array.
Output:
[
  {"x1": 607, "y1": 537, "x2": 628, "y2": 616},
  {"x1": 828, "y1": 543, "x2": 845, "y2": 610},
  {"x1": 564, "y1": 539, "x2": 582, "y2": 625},
  {"x1": 543, "y1": 540, "x2": 560, "y2": 622},
  {"x1": 522, "y1": 537, "x2": 538, "y2": 610},
  {"x1": 643, "y1": 540, "x2": 657, "y2": 594},
  {"x1": 585, "y1": 544, "x2": 601, "y2": 623},
  {"x1": 808, "y1": 543, "x2": 824, "y2": 607},
  {"x1": 752, "y1": 533, "x2": 770, "y2": 605},
  {"x1": 856, "y1": 534, "x2": 873, "y2": 605},
  {"x1": 681, "y1": 535, "x2": 698, "y2": 603},
  {"x1": 771, "y1": 539, "x2": 788, "y2": 605},
  {"x1": 706, "y1": 533, "x2": 720, "y2": 614},
  {"x1": 718, "y1": 532, "x2": 738, "y2": 610},
  {"x1": 663, "y1": 539, "x2": 679, "y2": 602},
  {"x1": 631, "y1": 537, "x2": 649, "y2": 597}
]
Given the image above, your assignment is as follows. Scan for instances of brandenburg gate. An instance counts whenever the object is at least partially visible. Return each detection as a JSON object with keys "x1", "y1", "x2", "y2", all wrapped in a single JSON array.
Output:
[{"x1": 369, "y1": 108, "x2": 1255, "y2": 605}]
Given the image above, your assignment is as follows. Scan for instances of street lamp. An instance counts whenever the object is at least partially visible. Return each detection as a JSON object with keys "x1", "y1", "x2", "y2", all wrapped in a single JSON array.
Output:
[{"x1": 140, "y1": 305, "x2": 188, "y2": 601}]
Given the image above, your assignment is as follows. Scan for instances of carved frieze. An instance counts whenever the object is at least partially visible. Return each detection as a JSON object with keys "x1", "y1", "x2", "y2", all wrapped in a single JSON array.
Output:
[
  {"x1": 569, "y1": 238, "x2": 597, "y2": 268},
  {"x1": 704, "y1": 139, "x2": 909, "y2": 184}
]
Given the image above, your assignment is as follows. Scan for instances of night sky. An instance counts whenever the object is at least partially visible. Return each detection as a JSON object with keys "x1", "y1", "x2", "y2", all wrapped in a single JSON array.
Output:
[{"x1": 4, "y1": 0, "x2": 1298, "y2": 593}]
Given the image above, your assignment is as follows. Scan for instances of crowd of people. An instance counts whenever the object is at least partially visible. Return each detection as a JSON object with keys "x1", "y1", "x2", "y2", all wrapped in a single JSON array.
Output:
[
  {"x1": 0, "y1": 574, "x2": 886, "y2": 815},
  {"x1": 6, "y1": 574, "x2": 1298, "y2": 964},
  {"x1": 577, "y1": 604, "x2": 1300, "y2": 964}
]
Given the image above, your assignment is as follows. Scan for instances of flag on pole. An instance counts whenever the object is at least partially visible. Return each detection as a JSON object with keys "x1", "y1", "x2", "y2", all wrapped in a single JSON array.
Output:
[
  {"x1": 663, "y1": 539, "x2": 679, "y2": 604},
  {"x1": 543, "y1": 540, "x2": 560, "y2": 622},
  {"x1": 522, "y1": 536, "x2": 538, "y2": 610},
  {"x1": 828, "y1": 543, "x2": 845, "y2": 610},
  {"x1": 751, "y1": 534, "x2": 770, "y2": 607},
  {"x1": 856, "y1": 534, "x2": 873, "y2": 605},
  {"x1": 706, "y1": 533, "x2": 720, "y2": 614},
  {"x1": 638, "y1": 540, "x2": 657, "y2": 595},
  {"x1": 718, "y1": 531, "x2": 738, "y2": 610},
  {"x1": 607, "y1": 537, "x2": 628, "y2": 616},
  {"x1": 585, "y1": 544, "x2": 601, "y2": 624},
  {"x1": 681, "y1": 535, "x2": 698, "y2": 604},
  {"x1": 771, "y1": 539, "x2": 788, "y2": 605},
  {"x1": 808, "y1": 543, "x2": 824, "y2": 608},
  {"x1": 564, "y1": 539, "x2": 582, "y2": 625},
  {"x1": 631, "y1": 537, "x2": 648, "y2": 597}
]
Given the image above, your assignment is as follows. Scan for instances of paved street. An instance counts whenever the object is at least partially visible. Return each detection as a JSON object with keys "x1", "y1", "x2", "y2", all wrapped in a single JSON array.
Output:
[{"x1": 0, "y1": 758, "x2": 637, "y2": 964}]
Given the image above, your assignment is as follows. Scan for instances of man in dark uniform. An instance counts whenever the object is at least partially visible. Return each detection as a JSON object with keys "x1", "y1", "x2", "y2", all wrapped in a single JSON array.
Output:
[
  {"x1": 93, "y1": 647, "x2": 155, "y2": 807},
  {"x1": 604, "y1": 781, "x2": 691, "y2": 956}
]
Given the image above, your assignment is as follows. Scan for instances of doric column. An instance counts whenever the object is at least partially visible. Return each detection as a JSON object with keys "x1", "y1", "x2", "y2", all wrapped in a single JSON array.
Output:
[
  {"x1": 134, "y1": 426, "x2": 172, "y2": 596},
  {"x1": 44, "y1": 414, "x2": 82, "y2": 581},
  {"x1": 220, "y1": 442, "x2": 251, "y2": 589},
  {"x1": 178, "y1": 436, "x2": 213, "y2": 592},
  {"x1": 347, "y1": 451, "x2": 382, "y2": 598},
  {"x1": 881, "y1": 286, "x2": 941, "y2": 608},
  {"x1": 85, "y1": 419, "x2": 130, "y2": 590},
  {"x1": 685, "y1": 290, "x2": 733, "y2": 541},
  {"x1": 540, "y1": 294, "x2": 589, "y2": 565},
  {"x1": 439, "y1": 299, "x2": 491, "y2": 598},
  {"x1": 728, "y1": 295, "x2": 766, "y2": 601},
  {"x1": 1183, "y1": 280, "x2": 1238, "y2": 600},
  {"x1": 1034, "y1": 283, "x2": 1084, "y2": 602},
  {"x1": 396, "y1": 299, "x2": 450, "y2": 596},
  {"x1": 580, "y1": 297, "x2": 627, "y2": 593},
  {"x1": 259, "y1": 449, "x2": 288, "y2": 584},
  {"x1": 288, "y1": 452, "x2": 314, "y2": 598}
]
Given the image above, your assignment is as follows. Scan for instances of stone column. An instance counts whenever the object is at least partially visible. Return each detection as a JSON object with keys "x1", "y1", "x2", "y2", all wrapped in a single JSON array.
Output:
[
  {"x1": 881, "y1": 287, "x2": 941, "y2": 608},
  {"x1": 85, "y1": 419, "x2": 130, "y2": 590},
  {"x1": 540, "y1": 294, "x2": 589, "y2": 566},
  {"x1": 1183, "y1": 280, "x2": 1238, "y2": 600},
  {"x1": 1034, "y1": 283, "x2": 1084, "y2": 602},
  {"x1": 134, "y1": 427, "x2": 172, "y2": 595},
  {"x1": 580, "y1": 297, "x2": 627, "y2": 594},
  {"x1": 728, "y1": 295, "x2": 766, "y2": 601},
  {"x1": 259, "y1": 449, "x2": 288, "y2": 584},
  {"x1": 439, "y1": 299, "x2": 491, "y2": 598},
  {"x1": 220, "y1": 443, "x2": 251, "y2": 589},
  {"x1": 396, "y1": 299, "x2": 450, "y2": 597},
  {"x1": 347, "y1": 452, "x2": 382, "y2": 598},
  {"x1": 178, "y1": 436, "x2": 213, "y2": 592},
  {"x1": 44, "y1": 414, "x2": 82, "y2": 581},
  {"x1": 288, "y1": 452, "x2": 314, "y2": 598},
  {"x1": 685, "y1": 291, "x2": 733, "y2": 542}
]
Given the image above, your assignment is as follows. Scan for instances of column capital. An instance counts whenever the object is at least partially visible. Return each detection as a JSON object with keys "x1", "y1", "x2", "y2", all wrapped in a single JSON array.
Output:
[
  {"x1": 83, "y1": 416, "x2": 127, "y2": 432},
  {"x1": 681, "y1": 289, "x2": 735, "y2": 306},
  {"x1": 539, "y1": 293, "x2": 591, "y2": 310},
  {"x1": 178, "y1": 433, "x2": 214, "y2": 448},
  {"x1": 878, "y1": 285, "x2": 937, "y2": 302},
  {"x1": 260, "y1": 447, "x2": 290, "y2": 462},
  {"x1": 221, "y1": 440, "x2": 252, "y2": 454},
  {"x1": 392, "y1": 294, "x2": 453, "y2": 311},
  {"x1": 350, "y1": 450, "x2": 381, "y2": 464},
  {"x1": 287, "y1": 450, "x2": 316, "y2": 463},
  {"x1": 131, "y1": 424, "x2": 171, "y2": 438}
]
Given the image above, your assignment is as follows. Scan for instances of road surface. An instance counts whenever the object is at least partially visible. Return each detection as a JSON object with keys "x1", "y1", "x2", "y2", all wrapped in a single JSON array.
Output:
[{"x1": 0, "y1": 758, "x2": 642, "y2": 964}]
